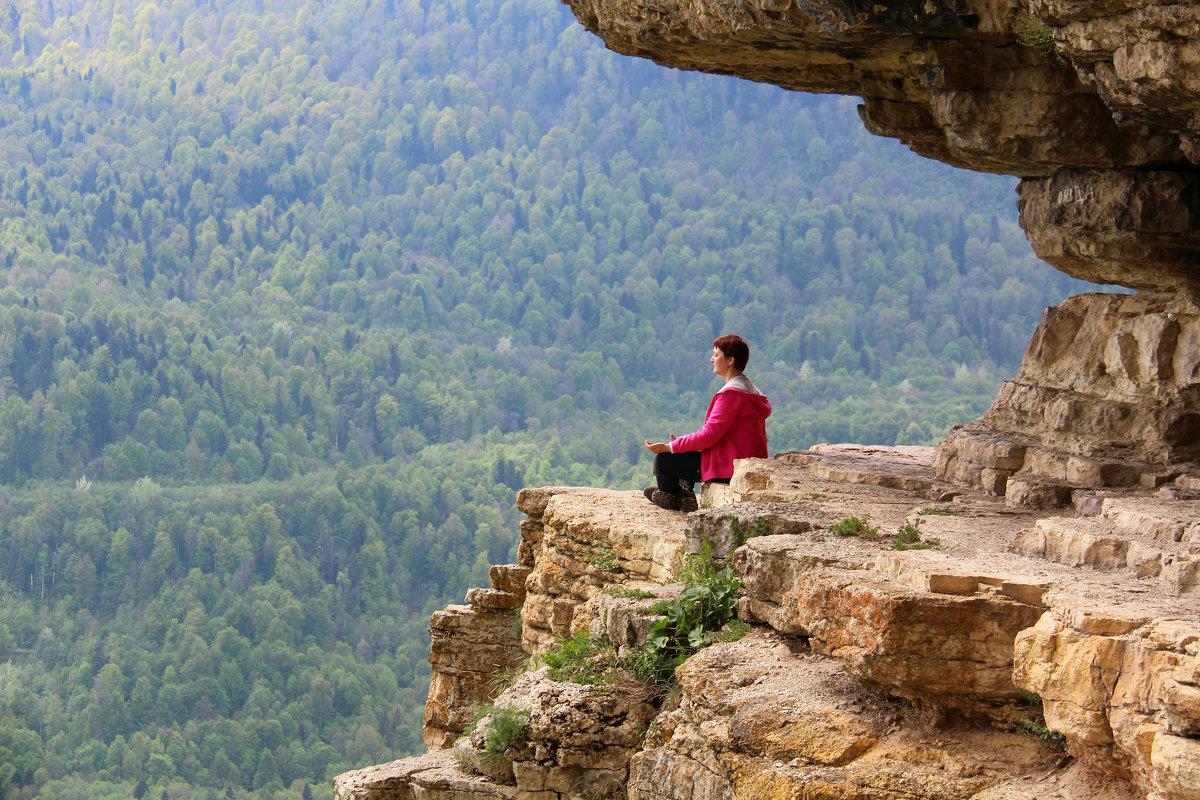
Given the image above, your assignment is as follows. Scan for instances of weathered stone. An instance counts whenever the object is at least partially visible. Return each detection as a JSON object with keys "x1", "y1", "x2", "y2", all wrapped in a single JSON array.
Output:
[
  {"x1": 1014, "y1": 604, "x2": 1200, "y2": 794},
  {"x1": 332, "y1": 749, "x2": 519, "y2": 800},
  {"x1": 451, "y1": 669, "x2": 657, "y2": 800},
  {"x1": 1018, "y1": 170, "x2": 1200, "y2": 291},
  {"x1": 630, "y1": 629, "x2": 1060, "y2": 800},
  {"x1": 1152, "y1": 733, "x2": 1200, "y2": 800},
  {"x1": 423, "y1": 599, "x2": 526, "y2": 749},
  {"x1": 518, "y1": 487, "x2": 687, "y2": 655},
  {"x1": 489, "y1": 564, "x2": 532, "y2": 595},
  {"x1": 735, "y1": 539, "x2": 1046, "y2": 710},
  {"x1": 683, "y1": 502, "x2": 825, "y2": 560}
]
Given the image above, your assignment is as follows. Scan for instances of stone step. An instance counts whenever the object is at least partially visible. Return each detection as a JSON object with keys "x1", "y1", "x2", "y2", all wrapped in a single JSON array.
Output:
[
  {"x1": 1011, "y1": 508, "x2": 1200, "y2": 594},
  {"x1": 724, "y1": 444, "x2": 957, "y2": 504},
  {"x1": 1097, "y1": 497, "x2": 1200, "y2": 542}
]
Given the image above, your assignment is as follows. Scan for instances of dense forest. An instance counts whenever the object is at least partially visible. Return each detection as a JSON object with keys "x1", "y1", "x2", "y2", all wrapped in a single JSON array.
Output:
[{"x1": 0, "y1": 0, "x2": 1097, "y2": 797}]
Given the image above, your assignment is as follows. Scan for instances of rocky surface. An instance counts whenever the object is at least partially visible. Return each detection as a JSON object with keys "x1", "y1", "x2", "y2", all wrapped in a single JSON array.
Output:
[
  {"x1": 423, "y1": 564, "x2": 530, "y2": 748},
  {"x1": 336, "y1": 448, "x2": 1200, "y2": 800},
  {"x1": 935, "y1": 292, "x2": 1200, "y2": 503},
  {"x1": 558, "y1": 0, "x2": 1200, "y2": 500},
  {"x1": 632, "y1": 629, "x2": 1066, "y2": 800},
  {"x1": 515, "y1": 486, "x2": 687, "y2": 655}
]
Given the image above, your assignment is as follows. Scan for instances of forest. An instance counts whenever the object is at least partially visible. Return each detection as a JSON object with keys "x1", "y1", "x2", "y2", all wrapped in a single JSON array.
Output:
[{"x1": 0, "y1": 0, "x2": 1097, "y2": 797}]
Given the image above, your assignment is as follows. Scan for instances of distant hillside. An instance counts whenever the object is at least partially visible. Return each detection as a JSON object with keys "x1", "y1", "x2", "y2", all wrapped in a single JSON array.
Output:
[{"x1": 0, "y1": 0, "x2": 1096, "y2": 797}]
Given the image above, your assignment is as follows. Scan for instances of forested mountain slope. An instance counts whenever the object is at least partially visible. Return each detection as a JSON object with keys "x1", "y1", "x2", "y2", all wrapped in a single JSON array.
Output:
[{"x1": 0, "y1": 0, "x2": 1094, "y2": 797}]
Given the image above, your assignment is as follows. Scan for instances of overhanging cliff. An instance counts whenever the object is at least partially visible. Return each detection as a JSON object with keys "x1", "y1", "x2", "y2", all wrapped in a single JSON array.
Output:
[{"x1": 561, "y1": 0, "x2": 1200, "y2": 503}]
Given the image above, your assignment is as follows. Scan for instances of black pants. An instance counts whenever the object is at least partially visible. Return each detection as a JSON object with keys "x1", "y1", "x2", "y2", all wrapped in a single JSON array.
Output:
[{"x1": 653, "y1": 451, "x2": 701, "y2": 495}]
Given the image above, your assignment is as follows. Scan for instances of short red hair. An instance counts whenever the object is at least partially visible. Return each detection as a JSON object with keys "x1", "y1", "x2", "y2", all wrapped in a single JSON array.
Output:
[{"x1": 713, "y1": 334, "x2": 749, "y2": 372}]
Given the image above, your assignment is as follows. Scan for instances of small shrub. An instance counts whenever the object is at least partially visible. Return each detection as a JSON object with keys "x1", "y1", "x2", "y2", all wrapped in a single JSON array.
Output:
[
  {"x1": 1013, "y1": 12, "x2": 1061, "y2": 60},
  {"x1": 455, "y1": 705, "x2": 531, "y2": 781},
  {"x1": 917, "y1": 506, "x2": 955, "y2": 516},
  {"x1": 1016, "y1": 717, "x2": 1068, "y2": 750},
  {"x1": 629, "y1": 542, "x2": 742, "y2": 686},
  {"x1": 590, "y1": 547, "x2": 620, "y2": 573},
  {"x1": 800, "y1": 492, "x2": 827, "y2": 501},
  {"x1": 622, "y1": 642, "x2": 678, "y2": 688},
  {"x1": 485, "y1": 707, "x2": 530, "y2": 752},
  {"x1": 890, "y1": 521, "x2": 935, "y2": 551},
  {"x1": 831, "y1": 516, "x2": 880, "y2": 539}
]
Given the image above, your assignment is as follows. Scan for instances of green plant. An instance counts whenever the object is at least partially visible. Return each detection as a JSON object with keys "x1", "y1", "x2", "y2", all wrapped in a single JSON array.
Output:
[
  {"x1": 605, "y1": 587, "x2": 656, "y2": 600},
  {"x1": 590, "y1": 547, "x2": 620, "y2": 573},
  {"x1": 917, "y1": 506, "x2": 955, "y2": 516},
  {"x1": 730, "y1": 515, "x2": 771, "y2": 547},
  {"x1": 646, "y1": 598, "x2": 674, "y2": 616},
  {"x1": 716, "y1": 618, "x2": 751, "y2": 642},
  {"x1": 1016, "y1": 717, "x2": 1067, "y2": 750},
  {"x1": 1013, "y1": 12, "x2": 1061, "y2": 60},
  {"x1": 455, "y1": 705, "x2": 531, "y2": 781},
  {"x1": 487, "y1": 662, "x2": 527, "y2": 696},
  {"x1": 800, "y1": 492, "x2": 827, "y2": 501},
  {"x1": 542, "y1": 631, "x2": 616, "y2": 685},
  {"x1": 890, "y1": 522, "x2": 935, "y2": 550},
  {"x1": 622, "y1": 642, "x2": 677, "y2": 686},
  {"x1": 831, "y1": 516, "x2": 880, "y2": 539},
  {"x1": 628, "y1": 542, "x2": 742, "y2": 685},
  {"x1": 572, "y1": 774, "x2": 626, "y2": 800}
]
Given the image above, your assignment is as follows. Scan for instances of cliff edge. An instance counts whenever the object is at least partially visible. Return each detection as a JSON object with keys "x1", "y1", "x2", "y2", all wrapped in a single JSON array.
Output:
[{"x1": 334, "y1": 448, "x2": 1200, "y2": 800}]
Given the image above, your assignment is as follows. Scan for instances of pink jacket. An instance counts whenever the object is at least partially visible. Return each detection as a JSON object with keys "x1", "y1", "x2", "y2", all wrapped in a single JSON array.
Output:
[{"x1": 671, "y1": 387, "x2": 771, "y2": 482}]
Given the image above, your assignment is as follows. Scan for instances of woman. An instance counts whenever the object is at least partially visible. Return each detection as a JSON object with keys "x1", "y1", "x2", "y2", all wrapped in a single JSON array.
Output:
[{"x1": 643, "y1": 334, "x2": 771, "y2": 511}]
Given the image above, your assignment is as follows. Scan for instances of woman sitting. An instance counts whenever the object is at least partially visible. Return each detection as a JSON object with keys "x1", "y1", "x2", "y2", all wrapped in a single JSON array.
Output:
[{"x1": 643, "y1": 334, "x2": 771, "y2": 511}]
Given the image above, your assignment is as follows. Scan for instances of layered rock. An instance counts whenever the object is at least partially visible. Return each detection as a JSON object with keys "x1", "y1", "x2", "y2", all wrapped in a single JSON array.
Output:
[
  {"x1": 558, "y1": 0, "x2": 1200, "y2": 500},
  {"x1": 515, "y1": 486, "x2": 686, "y2": 654},
  {"x1": 632, "y1": 629, "x2": 1071, "y2": 800},
  {"x1": 339, "y1": 450, "x2": 1200, "y2": 800},
  {"x1": 423, "y1": 564, "x2": 530, "y2": 748},
  {"x1": 561, "y1": 0, "x2": 1190, "y2": 180},
  {"x1": 936, "y1": 292, "x2": 1200, "y2": 504}
]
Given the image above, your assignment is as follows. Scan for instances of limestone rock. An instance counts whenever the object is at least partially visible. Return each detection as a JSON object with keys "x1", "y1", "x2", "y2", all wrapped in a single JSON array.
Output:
[
  {"x1": 936, "y1": 292, "x2": 1200, "y2": 501},
  {"x1": 1018, "y1": 170, "x2": 1200, "y2": 292},
  {"x1": 518, "y1": 487, "x2": 687, "y2": 655},
  {"x1": 630, "y1": 629, "x2": 1064, "y2": 800},
  {"x1": 737, "y1": 538, "x2": 1046, "y2": 710},
  {"x1": 423, "y1": 565, "x2": 529, "y2": 748},
  {"x1": 1013, "y1": 600, "x2": 1200, "y2": 795},
  {"x1": 333, "y1": 749, "x2": 517, "y2": 800},
  {"x1": 682, "y1": 501, "x2": 828, "y2": 560},
  {"x1": 344, "y1": 458, "x2": 1200, "y2": 800},
  {"x1": 561, "y1": 0, "x2": 1189, "y2": 179},
  {"x1": 459, "y1": 668, "x2": 658, "y2": 799}
]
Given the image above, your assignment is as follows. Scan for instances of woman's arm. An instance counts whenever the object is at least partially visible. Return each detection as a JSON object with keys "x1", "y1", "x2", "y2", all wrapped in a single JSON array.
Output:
[{"x1": 668, "y1": 393, "x2": 740, "y2": 453}]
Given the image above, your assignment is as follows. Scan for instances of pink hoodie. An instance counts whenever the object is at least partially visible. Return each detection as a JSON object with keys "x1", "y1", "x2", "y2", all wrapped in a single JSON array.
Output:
[{"x1": 670, "y1": 387, "x2": 772, "y2": 482}]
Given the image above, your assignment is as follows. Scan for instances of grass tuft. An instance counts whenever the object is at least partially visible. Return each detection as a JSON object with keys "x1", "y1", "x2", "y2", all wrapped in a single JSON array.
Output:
[{"x1": 831, "y1": 516, "x2": 880, "y2": 539}]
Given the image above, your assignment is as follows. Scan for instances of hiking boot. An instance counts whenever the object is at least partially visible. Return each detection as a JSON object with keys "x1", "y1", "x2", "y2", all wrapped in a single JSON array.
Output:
[{"x1": 643, "y1": 486, "x2": 698, "y2": 512}]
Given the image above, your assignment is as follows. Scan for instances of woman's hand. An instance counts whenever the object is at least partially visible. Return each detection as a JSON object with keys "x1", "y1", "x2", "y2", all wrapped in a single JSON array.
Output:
[{"x1": 644, "y1": 438, "x2": 673, "y2": 454}]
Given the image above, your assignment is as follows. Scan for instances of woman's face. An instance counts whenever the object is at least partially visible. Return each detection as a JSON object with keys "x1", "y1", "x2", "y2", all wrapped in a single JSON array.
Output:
[{"x1": 710, "y1": 347, "x2": 736, "y2": 379}]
